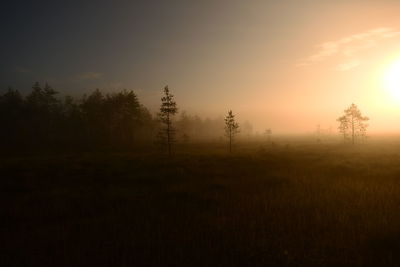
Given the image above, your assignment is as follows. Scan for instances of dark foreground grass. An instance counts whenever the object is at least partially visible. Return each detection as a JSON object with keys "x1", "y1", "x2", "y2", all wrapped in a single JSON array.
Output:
[{"x1": 2, "y1": 143, "x2": 400, "y2": 266}]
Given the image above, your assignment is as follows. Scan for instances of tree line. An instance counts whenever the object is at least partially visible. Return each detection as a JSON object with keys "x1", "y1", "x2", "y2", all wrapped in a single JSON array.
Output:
[
  {"x1": 0, "y1": 83, "x2": 243, "y2": 153},
  {"x1": 0, "y1": 82, "x2": 370, "y2": 154}
]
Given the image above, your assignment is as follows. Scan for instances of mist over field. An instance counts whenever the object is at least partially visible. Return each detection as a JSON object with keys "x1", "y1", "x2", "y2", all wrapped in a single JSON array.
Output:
[{"x1": 4, "y1": 0, "x2": 400, "y2": 266}]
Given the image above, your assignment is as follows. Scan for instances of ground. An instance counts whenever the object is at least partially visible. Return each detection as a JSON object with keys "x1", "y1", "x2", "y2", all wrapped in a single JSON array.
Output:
[{"x1": 2, "y1": 142, "x2": 400, "y2": 266}]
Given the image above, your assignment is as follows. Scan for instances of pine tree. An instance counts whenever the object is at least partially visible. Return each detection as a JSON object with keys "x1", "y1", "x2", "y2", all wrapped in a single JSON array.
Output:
[
  {"x1": 264, "y1": 128, "x2": 272, "y2": 143},
  {"x1": 158, "y1": 86, "x2": 178, "y2": 156},
  {"x1": 224, "y1": 110, "x2": 239, "y2": 153},
  {"x1": 337, "y1": 115, "x2": 348, "y2": 142},
  {"x1": 337, "y1": 103, "x2": 369, "y2": 144}
]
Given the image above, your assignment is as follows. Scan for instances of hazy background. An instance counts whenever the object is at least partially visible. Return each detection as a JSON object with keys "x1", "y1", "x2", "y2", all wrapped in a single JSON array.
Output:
[{"x1": 2, "y1": 0, "x2": 400, "y2": 133}]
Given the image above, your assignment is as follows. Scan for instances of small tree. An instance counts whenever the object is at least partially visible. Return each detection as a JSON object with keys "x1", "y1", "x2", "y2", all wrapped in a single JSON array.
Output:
[
  {"x1": 158, "y1": 85, "x2": 178, "y2": 156},
  {"x1": 177, "y1": 111, "x2": 191, "y2": 143},
  {"x1": 337, "y1": 103, "x2": 369, "y2": 144},
  {"x1": 264, "y1": 128, "x2": 272, "y2": 143},
  {"x1": 337, "y1": 115, "x2": 348, "y2": 142},
  {"x1": 316, "y1": 124, "x2": 321, "y2": 142},
  {"x1": 224, "y1": 110, "x2": 239, "y2": 153}
]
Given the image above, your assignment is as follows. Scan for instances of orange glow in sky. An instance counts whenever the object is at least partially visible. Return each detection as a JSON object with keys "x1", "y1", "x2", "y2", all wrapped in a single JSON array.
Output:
[{"x1": 6, "y1": 1, "x2": 400, "y2": 134}]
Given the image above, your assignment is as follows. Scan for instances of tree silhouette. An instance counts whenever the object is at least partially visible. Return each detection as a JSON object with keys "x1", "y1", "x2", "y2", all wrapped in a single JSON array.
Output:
[
  {"x1": 0, "y1": 87, "x2": 25, "y2": 147},
  {"x1": 337, "y1": 103, "x2": 369, "y2": 144},
  {"x1": 0, "y1": 82, "x2": 255, "y2": 152},
  {"x1": 224, "y1": 110, "x2": 239, "y2": 153},
  {"x1": 337, "y1": 115, "x2": 348, "y2": 142},
  {"x1": 241, "y1": 121, "x2": 253, "y2": 137},
  {"x1": 158, "y1": 86, "x2": 178, "y2": 156},
  {"x1": 0, "y1": 83, "x2": 157, "y2": 152},
  {"x1": 316, "y1": 124, "x2": 321, "y2": 142},
  {"x1": 25, "y1": 82, "x2": 61, "y2": 147},
  {"x1": 264, "y1": 128, "x2": 272, "y2": 143},
  {"x1": 81, "y1": 89, "x2": 107, "y2": 146},
  {"x1": 177, "y1": 111, "x2": 191, "y2": 143},
  {"x1": 104, "y1": 90, "x2": 141, "y2": 147}
]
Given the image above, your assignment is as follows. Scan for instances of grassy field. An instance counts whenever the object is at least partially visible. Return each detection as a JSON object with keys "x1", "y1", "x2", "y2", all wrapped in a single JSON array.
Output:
[{"x1": 2, "y1": 142, "x2": 400, "y2": 266}]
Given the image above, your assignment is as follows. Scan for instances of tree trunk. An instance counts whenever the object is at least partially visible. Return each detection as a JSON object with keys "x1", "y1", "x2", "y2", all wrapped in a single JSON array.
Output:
[
  {"x1": 167, "y1": 114, "x2": 171, "y2": 156},
  {"x1": 229, "y1": 129, "x2": 232, "y2": 153},
  {"x1": 351, "y1": 115, "x2": 355, "y2": 145}
]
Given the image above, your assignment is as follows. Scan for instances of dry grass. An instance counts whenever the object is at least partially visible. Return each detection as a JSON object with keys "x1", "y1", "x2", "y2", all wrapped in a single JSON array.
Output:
[{"x1": 2, "y1": 142, "x2": 400, "y2": 266}]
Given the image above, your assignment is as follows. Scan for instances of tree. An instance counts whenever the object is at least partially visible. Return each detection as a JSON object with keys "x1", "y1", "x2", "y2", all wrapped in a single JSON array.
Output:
[
  {"x1": 26, "y1": 82, "x2": 60, "y2": 113},
  {"x1": 337, "y1": 115, "x2": 348, "y2": 142},
  {"x1": 158, "y1": 85, "x2": 178, "y2": 156},
  {"x1": 316, "y1": 124, "x2": 321, "y2": 142},
  {"x1": 25, "y1": 82, "x2": 61, "y2": 147},
  {"x1": 264, "y1": 128, "x2": 272, "y2": 142},
  {"x1": 224, "y1": 110, "x2": 239, "y2": 153},
  {"x1": 0, "y1": 87, "x2": 25, "y2": 148},
  {"x1": 0, "y1": 84, "x2": 156, "y2": 152},
  {"x1": 104, "y1": 90, "x2": 141, "y2": 146},
  {"x1": 177, "y1": 111, "x2": 191, "y2": 143},
  {"x1": 337, "y1": 103, "x2": 369, "y2": 144},
  {"x1": 241, "y1": 120, "x2": 253, "y2": 137},
  {"x1": 81, "y1": 89, "x2": 106, "y2": 145}
]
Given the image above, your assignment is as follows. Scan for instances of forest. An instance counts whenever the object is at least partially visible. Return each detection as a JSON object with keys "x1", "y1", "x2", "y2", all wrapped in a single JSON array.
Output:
[
  {"x1": 0, "y1": 82, "x2": 370, "y2": 155},
  {"x1": 0, "y1": 83, "x2": 245, "y2": 153}
]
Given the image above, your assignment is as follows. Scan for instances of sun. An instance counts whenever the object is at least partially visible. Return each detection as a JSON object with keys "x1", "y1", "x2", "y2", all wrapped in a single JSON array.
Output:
[{"x1": 384, "y1": 60, "x2": 400, "y2": 100}]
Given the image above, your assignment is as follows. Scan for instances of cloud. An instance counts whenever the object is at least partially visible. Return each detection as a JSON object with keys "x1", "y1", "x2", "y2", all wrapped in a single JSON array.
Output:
[
  {"x1": 335, "y1": 59, "x2": 361, "y2": 71},
  {"x1": 76, "y1": 72, "x2": 103, "y2": 80},
  {"x1": 298, "y1": 27, "x2": 400, "y2": 69}
]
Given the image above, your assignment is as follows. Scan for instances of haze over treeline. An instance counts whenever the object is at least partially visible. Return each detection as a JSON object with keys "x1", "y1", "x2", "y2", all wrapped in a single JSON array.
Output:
[{"x1": 0, "y1": 83, "x2": 258, "y2": 152}]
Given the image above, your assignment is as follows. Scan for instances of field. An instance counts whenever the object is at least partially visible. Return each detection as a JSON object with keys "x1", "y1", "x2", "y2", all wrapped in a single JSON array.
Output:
[{"x1": 2, "y1": 141, "x2": 400, "y2": 266}]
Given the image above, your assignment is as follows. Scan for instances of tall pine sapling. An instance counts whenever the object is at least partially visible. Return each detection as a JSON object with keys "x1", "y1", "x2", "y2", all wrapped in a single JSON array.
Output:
[
  {"x1": 158, "y1": 86, "x2": 178, "y2": 156},
  {"x1": 224, "y1": 110, "x2": 239, "y2": 153},
  {"x1": 264, "y1": 128, "x2": 272, "y2": 143}
]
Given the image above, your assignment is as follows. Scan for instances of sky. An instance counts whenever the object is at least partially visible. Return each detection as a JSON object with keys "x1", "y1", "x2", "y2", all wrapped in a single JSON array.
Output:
[{"x1": 2, "y1": 0, "x2": 400, "y2": 133}]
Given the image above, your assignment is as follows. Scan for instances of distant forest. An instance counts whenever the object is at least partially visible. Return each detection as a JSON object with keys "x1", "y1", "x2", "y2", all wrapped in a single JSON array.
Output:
[{"x1": 0, "y1": 83, "x2": 254, "y2": 152}]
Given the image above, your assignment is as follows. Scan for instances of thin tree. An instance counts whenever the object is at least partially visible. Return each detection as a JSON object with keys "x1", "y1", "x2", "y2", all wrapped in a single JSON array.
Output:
[
  {"x1": 337, "y1": 103, "x2": 369, "y2": 144},
  {"x1": 178, "y1": 111, "x2": 191, "y2": 143},
  {"x1": 224, "y1": 110, "x2": 239, "y2": 153},
  {"x1": 316, "y1": 123, "x2": 321, "y2": 142},
  {"x1": 337, "y1": 115, "x2": 348, "y2": 142},
  {"x1": 158, "y1": 85, "x2": 178, "y2": 156},
  {"x1": 264, "y1": 128, "x2": 272, "y2": 143}
]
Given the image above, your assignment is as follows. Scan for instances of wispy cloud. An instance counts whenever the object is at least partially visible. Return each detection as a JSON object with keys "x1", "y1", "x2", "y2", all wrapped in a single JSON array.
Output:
[
  {"x1": 76, "y1": 72, "x2": 103, "y2": 80},
  {"x1": 335, "y1": 59, "x2": 361, "y2": 71},
  {"x1": 298, "y1": 27, "x2": 400, "y2": 70}
]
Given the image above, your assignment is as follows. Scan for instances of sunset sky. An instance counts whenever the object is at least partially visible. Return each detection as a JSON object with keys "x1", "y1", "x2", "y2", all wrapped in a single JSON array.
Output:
[{"x1": 2, "y1": 0, "x2": 400, "y2": 133}]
